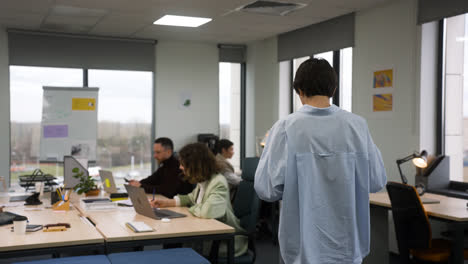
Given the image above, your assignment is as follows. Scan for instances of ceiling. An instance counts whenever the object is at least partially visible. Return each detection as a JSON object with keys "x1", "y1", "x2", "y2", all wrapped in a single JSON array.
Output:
[{"x1": 0, "y1": 0, "x2": 389, "y2": 43}]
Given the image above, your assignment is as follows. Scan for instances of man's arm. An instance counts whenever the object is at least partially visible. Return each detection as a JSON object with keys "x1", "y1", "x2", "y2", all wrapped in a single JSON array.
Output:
[
  {"x1": 366, "y1": 128, "x2": 387, "y2": 193},
  {"x1": 140, "y1": 166, "x2": 185, "y2": 198},
  {"x1": 254, "y1": 120, "x2": 287, "y2": 202}
]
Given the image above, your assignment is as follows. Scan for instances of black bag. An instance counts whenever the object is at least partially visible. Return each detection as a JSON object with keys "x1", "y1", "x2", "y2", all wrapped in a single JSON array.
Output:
[{"x1": 0, "y1": 212, "x2": 28, "y2": 226}]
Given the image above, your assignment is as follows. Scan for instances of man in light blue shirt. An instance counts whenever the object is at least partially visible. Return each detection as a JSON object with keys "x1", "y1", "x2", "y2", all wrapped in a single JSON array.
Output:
[{"x1": 254, "y1": 58, "x2": 386, "y2": 264}]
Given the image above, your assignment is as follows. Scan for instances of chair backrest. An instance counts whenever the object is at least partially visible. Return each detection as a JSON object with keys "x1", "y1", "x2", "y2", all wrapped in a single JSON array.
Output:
[
  {"x1": 386, "y1": 182, "x2": 431, "y2": 250},
  {"x1": 232, "y1": 157, "x2": 260, "y2": 233}
]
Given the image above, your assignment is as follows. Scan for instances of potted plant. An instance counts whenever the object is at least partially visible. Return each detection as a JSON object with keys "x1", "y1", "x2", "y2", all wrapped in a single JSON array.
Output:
[{"x1": 72, "y1": 167, "x2": 99, "y2": 196}]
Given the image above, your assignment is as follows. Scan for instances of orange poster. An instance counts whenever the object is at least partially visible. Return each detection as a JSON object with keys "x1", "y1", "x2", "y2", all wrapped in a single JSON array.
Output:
[
  {"x1": 373, "y1": 69, "x2": 393, "y2": 88},
  {"x1": 373, "y1": 94, "x2": 393, "y2": 112}
]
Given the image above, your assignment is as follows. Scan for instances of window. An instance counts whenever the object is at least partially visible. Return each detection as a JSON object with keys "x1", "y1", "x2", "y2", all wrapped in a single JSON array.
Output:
[
  {"x1": 10, "y1": 66, "x2": 83, "y2": 185},
  {"x1": 219, "y1": 62, "x2": 241, "y2": 171},
  {"x1": 9, "y1": 66, "x2": 153, "y2": 187},
  {"x1": 290, "y1": 49, "x2": 353, "y2": 113},
  {"x1": 442, "y1": 13, "x2": 468, "y2": 182},
  {"x1": 88, "y1": 70, "x2": 153, "y2": 180}
]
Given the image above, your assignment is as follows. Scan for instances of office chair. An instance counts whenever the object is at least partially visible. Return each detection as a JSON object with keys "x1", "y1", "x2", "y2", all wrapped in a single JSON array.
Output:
[
  {"x1": 386, "y1": 181, "x2": 468, "y2": 263},
  {"x1": 212, "y1": 157, "x2": 261, "y2": 264}
]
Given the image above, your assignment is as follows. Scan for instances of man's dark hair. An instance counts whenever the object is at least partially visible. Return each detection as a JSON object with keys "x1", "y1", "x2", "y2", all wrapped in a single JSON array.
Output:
[
  {"x1": 293, "y1": 58, "x2": 337, "y2": 98},
  {"x1": 154, "y1": 137, "x2": 174, "y2": 151},
  {"x1": 214, "y1": 139, "x2": 233, "y2": 155}
]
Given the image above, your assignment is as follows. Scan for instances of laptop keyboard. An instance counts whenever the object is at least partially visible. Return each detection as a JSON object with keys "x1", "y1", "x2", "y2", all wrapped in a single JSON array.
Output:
[
  {"x1": 152, "y1": 208, "x2": 186, "y2": 219},
  {"x1": 153, "y1": 209, "x2": 172, "y2": 218}
]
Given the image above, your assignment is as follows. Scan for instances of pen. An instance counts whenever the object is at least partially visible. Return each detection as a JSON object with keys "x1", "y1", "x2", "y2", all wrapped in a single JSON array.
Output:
[
  {"x1": 57, "y1": 188, "x2": 62, "y2": 201},
  {"x1": 152, "y1": 188, "x2": 155, "y2": 201}
]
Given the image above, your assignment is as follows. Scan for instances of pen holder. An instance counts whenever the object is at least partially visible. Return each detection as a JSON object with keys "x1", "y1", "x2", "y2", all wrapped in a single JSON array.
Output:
[
  {"x1": 51, "y1": 191, "x2": 61, "y2": 205},
  {"x1": 52, "y1": 200, "x2": 70, "y2": 211}
]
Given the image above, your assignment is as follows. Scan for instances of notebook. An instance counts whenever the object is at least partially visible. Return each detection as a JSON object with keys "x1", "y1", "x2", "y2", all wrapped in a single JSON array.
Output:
[{"x1": 126, "y1": 221, "x2": 153, "y2": 233}]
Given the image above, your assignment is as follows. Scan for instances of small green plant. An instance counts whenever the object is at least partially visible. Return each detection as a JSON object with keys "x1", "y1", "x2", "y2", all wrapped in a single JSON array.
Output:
[{"x1": 72, "y1": 167, "x2": 97, "y2": 195}]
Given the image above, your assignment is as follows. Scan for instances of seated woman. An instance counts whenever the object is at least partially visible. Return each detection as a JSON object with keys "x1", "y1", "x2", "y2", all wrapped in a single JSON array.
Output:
[
  {"x1": 214, "y1": 139, "x2": 242, "y2": 200},
  {"x1": 150, "y1": 143, "x2": 248, "y2": 257}
]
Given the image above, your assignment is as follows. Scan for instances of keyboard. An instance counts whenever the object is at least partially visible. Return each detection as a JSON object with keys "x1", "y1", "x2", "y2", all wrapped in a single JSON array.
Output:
[{"x1": 152, "y1": 208, "x2": 186, "y2": 219}]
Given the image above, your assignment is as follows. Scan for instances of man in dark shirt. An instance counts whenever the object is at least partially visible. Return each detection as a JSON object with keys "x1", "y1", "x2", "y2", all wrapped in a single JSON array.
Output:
[{"x1": 128, "y1": 137, "x2": 193, "y2": 198}]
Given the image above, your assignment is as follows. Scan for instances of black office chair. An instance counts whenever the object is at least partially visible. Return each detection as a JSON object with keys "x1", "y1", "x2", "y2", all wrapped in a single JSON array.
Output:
[
  {"x1": 213, "y1": 157, "x2": 261, "y2": 264},
  {"x1": 386, "y1": 182, "x2": 458, "y2": 263}
]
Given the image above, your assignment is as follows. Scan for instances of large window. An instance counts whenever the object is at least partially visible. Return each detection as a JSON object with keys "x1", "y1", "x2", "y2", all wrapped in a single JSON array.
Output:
[
  {"x1": 9, "y1": 66, "x2": 153, "y2": 186},
  {"x1": 88, "y1": 70, "x2": 153, "y2": 180},
  {"x1": 219, "y1": 62, "x2": 241, "y2": 171},
  {"x1": 442, "y1": 13, "x2": 468, "y2": 182},
  {"x1": 10, "y1": 66, "x2": 83, "y2": 185},
  {"x1": 290, "y1": 49, "x2": 353, "y2": 113}
]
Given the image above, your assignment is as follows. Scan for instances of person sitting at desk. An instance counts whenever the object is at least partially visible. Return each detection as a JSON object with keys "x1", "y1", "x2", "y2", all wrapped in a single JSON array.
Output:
[
  {"x1": 128, "y1": 137, "x2": 193, "y2": 198},
  {"x1": 214, "y1": 139, "x2": 242, "y2": 200},
  {"x1": 150, "y1": 142, "x2": 248, "y2": 257}
]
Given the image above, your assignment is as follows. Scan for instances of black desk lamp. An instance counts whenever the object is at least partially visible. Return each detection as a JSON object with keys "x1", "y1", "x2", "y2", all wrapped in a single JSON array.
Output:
[{"x1": 396, "y1": 150, "x2": 428, "y2": 184}]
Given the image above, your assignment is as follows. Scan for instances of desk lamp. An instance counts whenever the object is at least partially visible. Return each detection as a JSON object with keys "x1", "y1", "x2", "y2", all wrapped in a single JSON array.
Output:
[{"x1": 396, "y1": 150, "x2": 428, "y2": 184}]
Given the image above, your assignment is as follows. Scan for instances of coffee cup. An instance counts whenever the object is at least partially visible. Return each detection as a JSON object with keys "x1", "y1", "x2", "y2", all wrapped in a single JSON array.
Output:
[{"x1": 13, "y1": 217, "x2": 27, "y2": 235}]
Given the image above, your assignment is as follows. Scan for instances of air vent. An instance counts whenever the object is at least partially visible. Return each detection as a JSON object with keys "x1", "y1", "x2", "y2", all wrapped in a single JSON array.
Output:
[{"x1": 239, "y1": 0, "x2": 306, "y2": 16}]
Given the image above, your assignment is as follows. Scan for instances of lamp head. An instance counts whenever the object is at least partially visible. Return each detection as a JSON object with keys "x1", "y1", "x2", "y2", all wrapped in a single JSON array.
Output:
[
  {"x1": 260, "y1": 131, "x2": 269, "y2": 148},
  {"x1": 412, "y1": 150, "x2": 428, "y2": 168}
]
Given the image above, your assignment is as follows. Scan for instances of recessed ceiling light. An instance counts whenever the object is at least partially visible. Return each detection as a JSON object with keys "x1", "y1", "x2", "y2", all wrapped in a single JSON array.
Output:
[{"x1": 153, "y1": 15, "x2": 212, "y2": 27}]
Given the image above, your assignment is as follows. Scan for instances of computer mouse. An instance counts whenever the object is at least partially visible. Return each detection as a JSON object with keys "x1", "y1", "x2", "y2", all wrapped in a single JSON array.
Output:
[{"x1": 161, "y1": 218, "x2": 171, "y2": 223}]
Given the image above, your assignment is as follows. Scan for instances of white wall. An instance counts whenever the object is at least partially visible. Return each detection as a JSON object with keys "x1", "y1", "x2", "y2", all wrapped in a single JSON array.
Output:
[
  {"x1": 0, "y1": 27, "x2": 9, "y2": 187},
  {"x1": 245, "y1": 47, "x2": 256, "y2": 157},
  {"x1": 246, "y1": 37, "x2": 279, "y2": 157},
  {"x1": 353, "y1": 0, "x2": 420, "y2": 184},
  {"x1": 155, "y1": 41, "x2": 219, "y2": 151},
  {"x1": 419, "y1": 21, "x2": 439, "y2": 155}
]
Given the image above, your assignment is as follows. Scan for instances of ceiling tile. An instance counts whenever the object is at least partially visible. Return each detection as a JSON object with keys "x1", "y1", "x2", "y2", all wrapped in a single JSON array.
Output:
[
  {"x1": 90, "y1": 14, "x2": 151, "y2": 37},
  {"x1": 0, "y1": 0, "x2": 55, "y2": 13}
]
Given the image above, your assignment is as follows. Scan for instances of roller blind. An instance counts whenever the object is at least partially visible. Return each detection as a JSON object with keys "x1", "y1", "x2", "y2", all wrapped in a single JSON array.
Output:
[
  {"x1": 277, "y1": 13, "x2": 354, "y2": 62},
  {"x1": 218, "y1": 44, "x2": 247, "y2": 63},
  {"x1": 8, "y1": 30, "x2": 156, "y2": 71},
  {"x1": 418, "y1": 0, "x2": 468, "y2": 24}
]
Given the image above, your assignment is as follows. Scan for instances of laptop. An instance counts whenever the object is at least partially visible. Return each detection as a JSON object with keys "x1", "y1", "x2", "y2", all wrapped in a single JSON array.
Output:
[
  {"x1": 64, "y1": 156, "x2": 89, "y2": 188},
  {"x1": 124, "y1": 184, "x2": 186, "y2": 220},
  {"x1": 99, "y1": 170, "x2": 118, "y2": 194}
]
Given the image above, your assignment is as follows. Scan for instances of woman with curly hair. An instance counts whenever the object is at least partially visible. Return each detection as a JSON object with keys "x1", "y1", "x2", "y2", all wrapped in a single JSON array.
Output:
[{"x1": 150, "y1": 142, "x2": 248, "y2": 257}]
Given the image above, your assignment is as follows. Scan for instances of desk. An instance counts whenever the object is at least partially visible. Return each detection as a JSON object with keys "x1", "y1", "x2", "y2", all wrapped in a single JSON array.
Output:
[
  {"x1": 0, "y1": 194, "x2": 104, "y2": 258},
  {"x1": 0, "y1": 191, "x2": 236, "y2": 263},
  {"x1": 73, "y1": 193, "x2": 236, "y2": 264},
  {"x1": 365, "y1": 192, "x2": 468, "y2": 264}
]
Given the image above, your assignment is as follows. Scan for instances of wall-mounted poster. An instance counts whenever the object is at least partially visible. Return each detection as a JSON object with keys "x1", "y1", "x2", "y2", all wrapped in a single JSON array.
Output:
[
  {"x1": 373, "y1": 69, "x2": 393, "y2": 88},
  {"x1": 373, "y1": 94, "x2": 393, "y2": 112}
]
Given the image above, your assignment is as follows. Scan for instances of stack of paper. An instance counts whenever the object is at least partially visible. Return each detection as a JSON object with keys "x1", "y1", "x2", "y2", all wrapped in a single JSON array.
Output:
[{"x1": 80, "y1": 198, "x2": 116, "y2": 210}]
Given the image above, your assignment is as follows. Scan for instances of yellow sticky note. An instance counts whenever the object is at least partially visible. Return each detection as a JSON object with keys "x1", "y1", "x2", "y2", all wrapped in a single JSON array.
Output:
[
  {"x1": 105, "y1": 178, "x2": 111, "y2": 188},
  {"x1": 72, "y1": 98, "x2": 96, "y2": 111}
]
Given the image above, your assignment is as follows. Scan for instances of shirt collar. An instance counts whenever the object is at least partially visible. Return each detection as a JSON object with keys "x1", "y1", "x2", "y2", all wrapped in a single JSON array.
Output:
[{"x1": 297, "y1": 104, "x2": 340, "y2": 116}]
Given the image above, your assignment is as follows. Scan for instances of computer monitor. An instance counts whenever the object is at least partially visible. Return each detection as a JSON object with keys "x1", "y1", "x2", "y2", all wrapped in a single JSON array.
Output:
[
  {"x1": 64, "y1": 155, "x2": 89, "y2": 188},
  {"x1": 415, "y1": 155, "x2": 450, "y2": 191}
]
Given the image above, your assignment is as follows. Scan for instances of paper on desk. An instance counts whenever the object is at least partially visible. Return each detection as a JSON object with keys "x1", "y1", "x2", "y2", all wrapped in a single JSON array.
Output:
[
  {"x1": 117, "y1": 199, "x2": 133, "y2": 206},
  {"x1": 0, "y1": 203, "x2": 23, "y2": 208}
]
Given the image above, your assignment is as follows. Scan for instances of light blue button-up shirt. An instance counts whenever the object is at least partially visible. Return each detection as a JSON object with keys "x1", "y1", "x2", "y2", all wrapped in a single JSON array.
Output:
[{"x1": 254, "y1": 104, "x2": 386, "y2": 264}]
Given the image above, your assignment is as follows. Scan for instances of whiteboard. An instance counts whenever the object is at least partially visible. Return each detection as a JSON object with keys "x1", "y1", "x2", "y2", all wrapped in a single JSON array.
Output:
[{"x1": 39, "y1": 87, "x2": 99, "y2": 162}]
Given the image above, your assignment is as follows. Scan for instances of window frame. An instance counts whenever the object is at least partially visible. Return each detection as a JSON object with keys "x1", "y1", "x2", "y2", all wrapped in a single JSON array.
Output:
[{"x1": 289, "y1": 49, "x2": 347, "y2": 112}]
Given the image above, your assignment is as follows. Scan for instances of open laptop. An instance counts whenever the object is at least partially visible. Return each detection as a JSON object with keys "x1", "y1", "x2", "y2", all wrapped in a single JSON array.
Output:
[
  {"x1": 124, "y1": 184, "x2": 186, "y2": 220},
  {"x1": 99, "y1": 170, "x2": 118, "y2": 194}
]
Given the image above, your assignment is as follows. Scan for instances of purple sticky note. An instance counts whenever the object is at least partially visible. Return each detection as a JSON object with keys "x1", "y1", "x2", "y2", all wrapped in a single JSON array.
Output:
[{"x1": 44, "y1": 125, "x2": 68, "y2": 138}]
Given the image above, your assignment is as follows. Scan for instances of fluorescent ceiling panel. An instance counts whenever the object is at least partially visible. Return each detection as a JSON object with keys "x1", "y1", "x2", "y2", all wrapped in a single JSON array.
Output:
[{"x1": 153, "y1": 15, "x2": 212, "y2": 27}]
